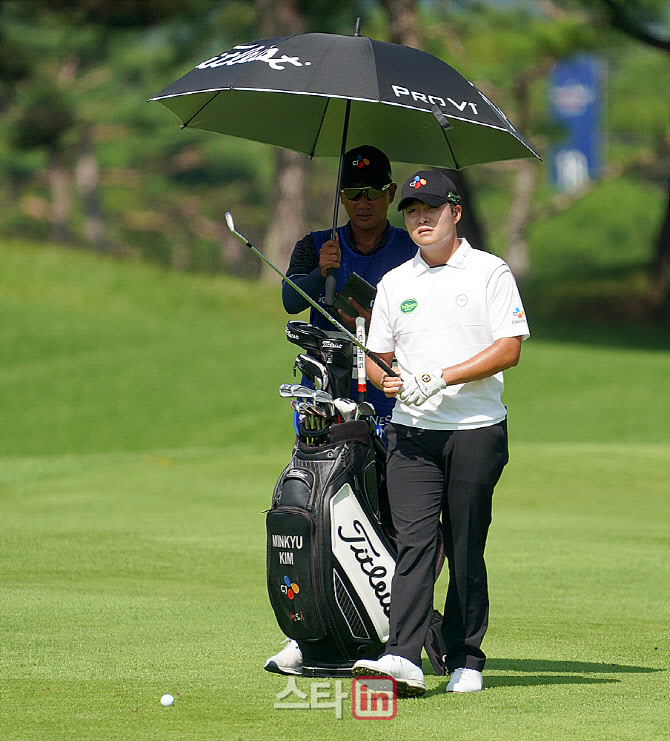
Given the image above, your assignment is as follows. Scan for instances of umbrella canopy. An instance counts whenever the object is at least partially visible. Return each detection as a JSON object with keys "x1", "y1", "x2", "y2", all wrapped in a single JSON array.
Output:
[{"x1": 150, "y1": 32, "x2": 540, "y2": 170}]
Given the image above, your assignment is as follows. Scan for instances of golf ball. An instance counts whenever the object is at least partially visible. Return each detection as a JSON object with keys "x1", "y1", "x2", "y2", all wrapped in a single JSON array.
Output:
[{"x1": 160, "y1": 693, "x2": 175, "y2": 707}]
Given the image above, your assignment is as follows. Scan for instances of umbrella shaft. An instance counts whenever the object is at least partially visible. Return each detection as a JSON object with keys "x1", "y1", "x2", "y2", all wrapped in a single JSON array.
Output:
[
  {"x1": 324, "y1": 98, "x2": 353, "y2": 308},
  {"x1": 331, "y1": 98, "x2": 352, "y2": 240}
]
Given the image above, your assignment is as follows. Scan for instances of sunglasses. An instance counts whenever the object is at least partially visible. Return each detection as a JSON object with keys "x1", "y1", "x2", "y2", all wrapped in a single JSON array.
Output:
[{"x1": 340, "y1": 183, "x2": 391, "y2": 201}]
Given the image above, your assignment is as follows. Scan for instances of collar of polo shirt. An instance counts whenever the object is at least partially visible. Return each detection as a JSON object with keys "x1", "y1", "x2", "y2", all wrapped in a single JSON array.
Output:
[{"x1": 413, "y1": 239, "x2": 472, "y2": 273}]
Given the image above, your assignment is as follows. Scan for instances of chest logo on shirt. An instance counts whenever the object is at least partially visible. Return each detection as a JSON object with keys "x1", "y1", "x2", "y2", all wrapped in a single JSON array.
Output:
[
  {"x1": 400, "y1": 298, "x2": 418, "y2": 314},
  {"x1": 456, "y1": 294, "x2": 468, "y2": 307}
]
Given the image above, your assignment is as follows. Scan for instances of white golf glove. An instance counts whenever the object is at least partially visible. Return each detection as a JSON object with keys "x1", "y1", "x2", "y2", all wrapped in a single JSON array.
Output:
[{"x1": 398, "y1": 369, "x2": 446, "y2": 406}]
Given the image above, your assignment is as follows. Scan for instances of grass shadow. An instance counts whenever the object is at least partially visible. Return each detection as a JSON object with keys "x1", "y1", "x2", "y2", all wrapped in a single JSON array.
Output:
[
  {"x1": 487, "y1": 658, "x2": 662, "y2": 675},
  {"x1": 420, "y1": 657, "x2": 664, "y2": 691},
  {"x1": 485, "y1": 658, "x2": 664, "y2": 689},
  {"x1": 484, "y1": 674, "x2": 619, "y2": 689}
]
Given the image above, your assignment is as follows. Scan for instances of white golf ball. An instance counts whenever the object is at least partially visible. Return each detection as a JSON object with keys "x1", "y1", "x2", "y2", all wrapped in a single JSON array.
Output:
[{"x1": 160, "y1": 693, "x2": 175, "y2": 707}]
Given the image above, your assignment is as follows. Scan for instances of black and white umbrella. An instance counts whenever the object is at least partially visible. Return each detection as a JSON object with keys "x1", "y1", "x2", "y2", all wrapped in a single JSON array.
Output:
[
  {"x1": 151, "y1": 31, "x2": 538, "y2": 167},
  {"x1": 151, "y1": 30, "x2": 540, "y2": 300}
]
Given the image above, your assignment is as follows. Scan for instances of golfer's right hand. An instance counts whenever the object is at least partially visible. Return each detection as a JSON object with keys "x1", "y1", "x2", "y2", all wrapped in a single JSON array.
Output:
[
  {"x1": 319, "y1": 234, "x2": 341, "y2": 277},
  {"x1": 381, "y1": 368, "x2": 404, "y2": 398}
]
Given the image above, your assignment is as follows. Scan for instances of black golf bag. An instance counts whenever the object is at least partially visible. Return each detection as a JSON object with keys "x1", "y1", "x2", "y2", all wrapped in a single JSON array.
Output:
[
  {"x1": 267, "y1": 420, "x2": 395, "y2": 676},
  {"x1": 267, "y1": 321, "x2": 446, "y2": 677}
]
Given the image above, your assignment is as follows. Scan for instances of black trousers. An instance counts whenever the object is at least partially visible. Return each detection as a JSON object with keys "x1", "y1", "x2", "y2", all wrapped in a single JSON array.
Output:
[{"x1": 384, "y1": 421, "x2": 508, "y2": 672}]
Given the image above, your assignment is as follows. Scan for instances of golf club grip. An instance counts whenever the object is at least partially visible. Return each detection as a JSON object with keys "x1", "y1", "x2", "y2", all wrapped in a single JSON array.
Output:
[
  {"x1": 367, "y1": 350, "x2": 398, "y2": 378},
  {"x1": 324, "y1": 270, "x2": 336, "y2": 307}
]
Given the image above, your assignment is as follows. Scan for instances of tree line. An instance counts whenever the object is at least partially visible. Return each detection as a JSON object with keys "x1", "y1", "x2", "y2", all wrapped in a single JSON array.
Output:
[{"x1": 1, "y1": 0, "x2": 668, "y2": 317}]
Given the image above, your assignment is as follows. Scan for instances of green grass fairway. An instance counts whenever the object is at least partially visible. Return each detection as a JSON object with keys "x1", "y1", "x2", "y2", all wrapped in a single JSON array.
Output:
[{"x1": 1, "y1": 241, "x2": 668, "y2": 740}]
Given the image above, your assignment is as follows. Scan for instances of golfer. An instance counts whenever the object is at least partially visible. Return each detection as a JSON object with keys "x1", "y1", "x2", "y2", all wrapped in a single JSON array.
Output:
[{"x1": 352, "y1": 170, "x2": 530, "y2": 696}]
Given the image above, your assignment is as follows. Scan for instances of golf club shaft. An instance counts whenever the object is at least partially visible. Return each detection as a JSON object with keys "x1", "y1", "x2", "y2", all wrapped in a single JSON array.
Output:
[{"x1": 225, "y1": 213, "x2": 398, "y2": 378}]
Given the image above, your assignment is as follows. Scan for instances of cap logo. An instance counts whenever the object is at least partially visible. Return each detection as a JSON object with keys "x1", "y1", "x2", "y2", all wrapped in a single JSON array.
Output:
[
  {"x1": 410, "y1": 176, "x2": 427, "y2": 189},
  {"x1": 353, "y1": 154, "x2": 371, "y2": 169}
]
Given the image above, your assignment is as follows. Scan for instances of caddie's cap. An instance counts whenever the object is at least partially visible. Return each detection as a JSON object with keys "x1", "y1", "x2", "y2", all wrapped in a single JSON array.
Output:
[
  {"x1": 341, "y1": 145, "x2": 393, "y2": 189},
  {"x1": 397, "y1": 170, "x2": 461, "y2": 211}
]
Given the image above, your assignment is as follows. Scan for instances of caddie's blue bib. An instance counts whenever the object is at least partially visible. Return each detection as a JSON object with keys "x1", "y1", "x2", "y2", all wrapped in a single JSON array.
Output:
[{"x1": 308, "y1": 224, "x2": 415, "y2": 423}]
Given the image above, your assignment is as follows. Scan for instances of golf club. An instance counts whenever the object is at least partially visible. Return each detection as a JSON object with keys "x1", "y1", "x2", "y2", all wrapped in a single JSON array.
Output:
[
  {"x1": 334, "y1": 398, "x2": 358, "y2": 423},
  {"x1": 294, "y1": 354, "x2": 329, "y2": 392},
  {"x1": 295, "y1": 400, "x2": 313, "y2": 443},
  {"x1": 355, "y1": 316, "x2": 367, "y2": 403},
  {"x1": 312, "y1": 390, "x2": 336, "y2": 419},
  {"x1": 313, "y1": 389, "x2": 334, "y2": 405},
  {"x1": 279, "y1": 383, "x2": 317, "y2": 399},
  {"x1": 225, "y1": 212, "x2": 398, "y2": 378},
  {"x1": 357, "y1": 401, "x2": 375, "y2": 418}
]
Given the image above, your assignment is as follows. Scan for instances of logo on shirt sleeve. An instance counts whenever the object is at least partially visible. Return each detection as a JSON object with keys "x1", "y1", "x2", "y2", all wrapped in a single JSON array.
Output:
[
  {"x1": 512, "y1": 307, "x2": 526, "y2": 323},
  {"x1": 400, "y1": 298, "x2": 418, "y2": 314}
]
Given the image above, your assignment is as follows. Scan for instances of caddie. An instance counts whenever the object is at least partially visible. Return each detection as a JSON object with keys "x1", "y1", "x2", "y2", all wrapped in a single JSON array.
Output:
[
  {"x1": 281, "y1": 144, "x2": 416, "y2": 425},
  {"x1": 352, "y1": 170, "x2": 530, "y2": 696}
]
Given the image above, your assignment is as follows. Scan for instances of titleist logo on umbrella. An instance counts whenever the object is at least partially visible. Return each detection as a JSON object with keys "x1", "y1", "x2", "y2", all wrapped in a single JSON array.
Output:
[{"x1": 197, "y1": 44, "x2": 311, "y2": 71}]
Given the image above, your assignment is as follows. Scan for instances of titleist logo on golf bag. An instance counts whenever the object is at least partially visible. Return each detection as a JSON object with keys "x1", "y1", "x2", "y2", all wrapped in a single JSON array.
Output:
[
  {"x1": 320, "y1": 339, "x2": 346, "y2": 350},
  {"x1": 286, "y1": 328, "x2": 300, "y2": 342},
  {"x1": 197, "y1": 44, "x2": 311, "y2": 71},
  {"x1": 337, "y1": 520, "x2": 391, "y2": 617}
]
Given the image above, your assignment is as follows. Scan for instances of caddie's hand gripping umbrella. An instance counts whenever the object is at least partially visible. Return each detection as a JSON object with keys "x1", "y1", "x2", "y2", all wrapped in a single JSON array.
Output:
[{"x1": 150, "y1": 24, "x2": 540, "y2": 305}]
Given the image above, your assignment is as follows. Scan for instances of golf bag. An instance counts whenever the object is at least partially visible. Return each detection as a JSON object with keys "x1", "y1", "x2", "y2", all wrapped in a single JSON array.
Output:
[
  {"x1": 266, "y1": 321, "x2": 447, "y2": 677},
  {"x1": 267, "y1": 420, "x2": 394, "y2": 677}
]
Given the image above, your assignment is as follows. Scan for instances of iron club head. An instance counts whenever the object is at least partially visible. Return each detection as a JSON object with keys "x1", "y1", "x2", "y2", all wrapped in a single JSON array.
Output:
[
  {"x1": 357, "y1": 401, "x2": 375, "y2": 417},
  {"x1": 225, "y1": 212, "x2": 247, "y2": 244}
]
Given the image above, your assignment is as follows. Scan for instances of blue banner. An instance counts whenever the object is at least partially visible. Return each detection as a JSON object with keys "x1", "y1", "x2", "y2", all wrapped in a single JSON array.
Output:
[{"x1": 549, "y1": 55, "x2": 603, "y2": 192}]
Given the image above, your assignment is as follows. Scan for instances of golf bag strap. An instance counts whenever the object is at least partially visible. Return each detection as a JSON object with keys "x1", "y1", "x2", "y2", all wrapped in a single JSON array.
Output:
[{"x1": 423, "y1": 609, "x2": 447, "y2": 675}]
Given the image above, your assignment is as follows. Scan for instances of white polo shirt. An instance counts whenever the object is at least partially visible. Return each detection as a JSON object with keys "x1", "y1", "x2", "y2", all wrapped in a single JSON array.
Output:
[{"x1": 367, "y1": 239, "x2": 530, "y2": 430}]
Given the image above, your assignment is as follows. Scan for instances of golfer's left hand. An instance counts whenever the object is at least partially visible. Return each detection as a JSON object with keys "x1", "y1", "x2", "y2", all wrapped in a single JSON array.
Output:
[{"x1": 399, "y1": 369, "x2": 446, "y2": 406}]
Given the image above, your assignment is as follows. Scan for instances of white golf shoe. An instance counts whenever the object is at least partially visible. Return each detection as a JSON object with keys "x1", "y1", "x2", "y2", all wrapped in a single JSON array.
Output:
[
  {"x1": 446, "y1": 667, "x2": 483, "y2": 693},
  {"x1": 352, "y1": 654, "x2": 426, "y2": 697},
  {"x1": 264, "y1": 638, "x2": 302, "y2": 675}
]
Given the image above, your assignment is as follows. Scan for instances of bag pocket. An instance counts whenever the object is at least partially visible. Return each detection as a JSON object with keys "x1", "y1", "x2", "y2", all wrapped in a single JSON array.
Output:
[{"x1": 266, "y1": 508, "x2": 326, "y2": 641}]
